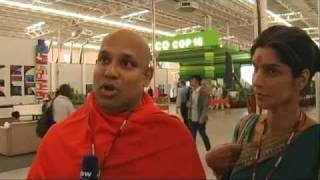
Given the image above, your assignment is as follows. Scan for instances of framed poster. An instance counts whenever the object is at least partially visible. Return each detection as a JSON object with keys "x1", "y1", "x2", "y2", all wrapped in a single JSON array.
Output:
[
  {"x1": 24, "y1": 66, "x2": 35, "y2": 95},
  {"x1": 0, "y1": 65, "x2": 5, "y2": 96},
  {"x1": 10, "y1": 65, "x2": 23, "y2": 96}
]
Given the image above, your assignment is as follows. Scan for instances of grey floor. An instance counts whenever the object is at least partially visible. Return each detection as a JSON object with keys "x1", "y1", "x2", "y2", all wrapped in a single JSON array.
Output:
[
  {"x1": 0, "y1": 105, "x2": 317, "y2": 179},
  {"x1": 0, "y1": 153, "x2": 35, "y2": 172}
]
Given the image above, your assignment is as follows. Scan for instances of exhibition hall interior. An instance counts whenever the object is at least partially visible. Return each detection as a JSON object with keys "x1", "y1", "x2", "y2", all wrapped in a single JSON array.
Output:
[{"x1": 0, "y1": 0, "x2": 319, "y2": 179}]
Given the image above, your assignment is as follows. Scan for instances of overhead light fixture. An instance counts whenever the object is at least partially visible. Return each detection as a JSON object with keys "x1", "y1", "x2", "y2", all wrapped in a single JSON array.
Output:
[
  {"x1": 45, "y1": 40, "x2": 100, "y2": 50},
  {"x1": 175, "y1": 25, "x2": 202, "y2": 34},
  {"x1": 25, "y1": 21, "x2": 45, "y2": 30},
  {"x1": 220, "y1": 36, "x2": 235, "y2": 40},
  {"x1": 303, "y1": 27, "x2": 318, "y2": 31},
  {"x1": 266, "y1": 10, "x2": 292, "y2": 26},
  {"x1": 120, "y1": 10, "x2": 149, "y2": 19},
  {"x1": 0, "y1": 0, "x2": 176, "y2": 37},
  {"x1": 243, "y1": 0, "x2": 292, "y2": 26},
  {"x1": 175, "y1": 25, "x2": 201, "y2": 31},
  {"x1": 92, "y1": 33, "x2": 109, "y2": 39},
  {"x1": 64, "y1": 42, "x2": 100, "y2": 50}
]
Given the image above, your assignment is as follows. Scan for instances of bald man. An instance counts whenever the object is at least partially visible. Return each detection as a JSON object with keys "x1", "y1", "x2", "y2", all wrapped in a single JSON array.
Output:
[{"x1": 27, "y1": 30, "x2": 205, "y2": 179}]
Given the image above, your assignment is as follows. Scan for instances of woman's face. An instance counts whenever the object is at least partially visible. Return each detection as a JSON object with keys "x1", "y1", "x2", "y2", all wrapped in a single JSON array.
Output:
[{"x1": 252, "y1": 47, "x2": 300, "y2": 109}]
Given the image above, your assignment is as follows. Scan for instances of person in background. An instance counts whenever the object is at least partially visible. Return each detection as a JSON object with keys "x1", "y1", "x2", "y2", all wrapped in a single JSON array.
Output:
[
  {"x1": 27, "y1": 29, "x2": 205, "y2": 179},
  {"x1": 209, "y1": 85, "x2": 217, "y2": 109},
  {"x1": 0, "y1": 111, "x2": 20, "y2": 129},
  {"x1": 52, "y1": 84, "x2": 75, "y2": 122},
  {"x1": 176, "y1": 80, "x2": 191, "y2": 130},
  {"x1": 206, "y1": 25, "x2": 320, "y2": 179},
  {"x1": 147, "y1": 86, "x2": 153, "y2": 97},
  {"x1": 11, "y1": 111, "x2": 20, "y2": 122},
  {"x1": 189, "y1": 75, "x2": 211, "y2": 151},
  {"x1": 215, "y1": 84, "x2": 224, "y2": 110}
]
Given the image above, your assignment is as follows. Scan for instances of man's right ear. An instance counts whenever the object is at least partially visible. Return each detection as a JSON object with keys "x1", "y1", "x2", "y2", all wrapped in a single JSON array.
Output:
[{"x1": 144, "y1": 66, "x2": 154, "y2": 87}]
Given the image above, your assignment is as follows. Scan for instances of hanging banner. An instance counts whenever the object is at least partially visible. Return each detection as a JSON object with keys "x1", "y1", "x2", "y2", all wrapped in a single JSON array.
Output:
[{"x1": 35, "y1": 39, "x2": 49, "y2": 100}]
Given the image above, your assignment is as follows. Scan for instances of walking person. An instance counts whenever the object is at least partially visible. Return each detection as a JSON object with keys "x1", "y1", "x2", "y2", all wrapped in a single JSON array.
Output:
[
  {"x1": 53, "y1": 84, "x2": 75, "y2": 122},
  {"x1": 176, "y1": 80, "x2": 191, "y2": 130},
  {"x1": 189, "y1": 75, "x2": 211, "y2": 151}
]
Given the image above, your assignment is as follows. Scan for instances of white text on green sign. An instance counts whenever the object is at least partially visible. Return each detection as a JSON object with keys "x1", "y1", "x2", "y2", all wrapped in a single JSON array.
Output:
[{"x1": 149, "y1": 37, "x2": 203, "y2": 52}]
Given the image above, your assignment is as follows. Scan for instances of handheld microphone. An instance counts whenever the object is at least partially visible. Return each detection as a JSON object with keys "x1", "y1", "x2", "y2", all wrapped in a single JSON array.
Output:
[{"x1": 80, "y1": 155, "x2": 99, "y2": 180}]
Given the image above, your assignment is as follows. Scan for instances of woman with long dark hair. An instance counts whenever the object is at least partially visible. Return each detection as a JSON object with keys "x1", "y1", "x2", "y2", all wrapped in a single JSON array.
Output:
[{"x1": 206, "y1": 25, "x2": 320, "y2": 179}]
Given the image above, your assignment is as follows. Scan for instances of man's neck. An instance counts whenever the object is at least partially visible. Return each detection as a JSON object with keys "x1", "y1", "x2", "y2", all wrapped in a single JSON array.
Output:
[{"x1": 192, "y1": 85, "x2": 200, "y2": 90}]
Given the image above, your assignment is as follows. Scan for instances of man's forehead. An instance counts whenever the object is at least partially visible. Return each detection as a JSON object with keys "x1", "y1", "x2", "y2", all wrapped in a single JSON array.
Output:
[
  {"x1": 102, "y1": 30, "x2": 144, "y2": 44},
  {"x1": 100, "y1": 30, "x2": 150, "y2": 62},
  {"x1": 99, "y1": 48, "x2": 135, "y2": 58}
]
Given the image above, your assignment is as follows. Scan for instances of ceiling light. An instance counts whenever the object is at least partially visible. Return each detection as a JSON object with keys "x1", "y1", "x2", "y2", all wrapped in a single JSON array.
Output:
[
  {"x1": 242, "y1": 0, "x2": 292, "y2": 26},
  {"x1": 92, "y1": 33, "x2": 109, "y2": 39},
  {"x1": 26, "y1": 21, "x2": 45, "y2": 30},
  {"x1": 120, "y1": 10, "x2": 149, "y2": 19},
  {"x1": 63, "y1": 42, "x2": 100, "y2": 50},
  {"x1": 45, "y1": 40, "x2": 100, "y2": 50},
  {"x1": 266, "y1": 10, "x2": 292, "y2": 26},
  {"x1": 303, "y1": 27, "x2": 318, "y2": 31},
  {"x1": 0, "y1": 0, "x2": 176, "y2": 37},
  {"x1": 220, "y1": 36, "x2": 235, "y2": 40},
  {"x1": 175, "y1": 25, "x2": 202, "y2": 33}
]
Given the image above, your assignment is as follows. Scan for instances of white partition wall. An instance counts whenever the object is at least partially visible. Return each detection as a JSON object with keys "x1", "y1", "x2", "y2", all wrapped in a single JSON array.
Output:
[
  {"x1": 49, "y1": 63, "x2": 95, "y2": 94},
  {"x1": 0, "y1": 36, "x2": 37, "y2": 65},
  {"x1": 48, "y1": 46, "x2": 98, "y2": 64},
  {"x1": 58, "y1": 64, "x2": 82, "y2": 93},
  {"x1": 85, "y1": 64, "x2": 94, "y2": 84},
  {"x1": 0, "y1": 36, "x2": 37, "y2": 105}
]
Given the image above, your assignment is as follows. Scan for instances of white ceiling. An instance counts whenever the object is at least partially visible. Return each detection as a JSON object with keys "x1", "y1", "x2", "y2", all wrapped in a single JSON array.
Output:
[{"x1": 0, "y1": 0, "x2": 318, "y2": 49}]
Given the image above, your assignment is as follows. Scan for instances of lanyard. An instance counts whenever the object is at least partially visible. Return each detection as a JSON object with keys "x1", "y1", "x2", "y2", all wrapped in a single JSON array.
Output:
[
  {"x1": 251, "y1": 111, "x2": 306, "y2": 180},
  {"x1": 88, "y1": 110, "x2": 129, "y2": 179}
]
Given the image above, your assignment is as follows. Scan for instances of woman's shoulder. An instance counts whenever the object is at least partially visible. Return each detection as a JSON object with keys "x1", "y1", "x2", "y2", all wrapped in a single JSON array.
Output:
[
  {"x1": 300, "y1": 122, "x2": 320, "y2": 137},
  {"x1": 295, "y1": 123, "x2": 320, "y2": 151},
  {"x1": 232, "y1": 113, "x2": 260, "y2": 143},
  {"x1": 299, "y1": 116, "x2": 320, "y2": 135}
]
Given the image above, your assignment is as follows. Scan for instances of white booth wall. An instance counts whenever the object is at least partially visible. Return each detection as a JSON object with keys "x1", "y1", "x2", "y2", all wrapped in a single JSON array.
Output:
[
  {"x1": 0, "y1": 36, "x2": 37, "y2": 105},
  {"x1": 0, "y1": 36, "x2": 98, "y2": 105}
]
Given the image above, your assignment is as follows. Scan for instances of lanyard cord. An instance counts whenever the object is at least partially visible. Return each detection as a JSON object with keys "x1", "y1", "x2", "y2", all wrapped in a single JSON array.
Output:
[
  {"x1": 88, "y1": 110, "x2": 130, "y2": 179},
  {"x1": 251, "y1": 111, "x2": 306, "y2": 180},
  {"x1": 99, "y1": 118, "x2": 128, "y2": 177}
]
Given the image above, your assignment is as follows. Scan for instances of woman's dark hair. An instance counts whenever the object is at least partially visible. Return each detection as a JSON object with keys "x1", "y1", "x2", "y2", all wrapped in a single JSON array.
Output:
[
  {"x1": 251, "y1": 25, "x2": 320, "y2": 82},
  {"x1": 57, "y1": 84, "x2": 73, "y2": 98}
]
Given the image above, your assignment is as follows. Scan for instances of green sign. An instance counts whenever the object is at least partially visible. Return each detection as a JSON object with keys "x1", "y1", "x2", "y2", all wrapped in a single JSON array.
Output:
[{"x1": 148, "y1": 29, "x2": 219, "y2": 52}]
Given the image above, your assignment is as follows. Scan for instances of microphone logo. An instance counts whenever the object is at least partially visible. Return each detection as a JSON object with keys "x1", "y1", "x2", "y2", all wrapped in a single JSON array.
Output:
[
  {"x1": 80, "y1": 171, "x2": 93, "y2": 178},
  {"x1": 80, "y1": 155, "x2": 98, "y2": 180}
]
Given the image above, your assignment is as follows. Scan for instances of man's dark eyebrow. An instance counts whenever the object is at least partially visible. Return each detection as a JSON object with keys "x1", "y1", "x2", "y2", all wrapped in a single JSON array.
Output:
[
  {"x1": 121, "y1": 53, "x2": 134, "y2": 60},
  {"x1": 98, "y1": 50, "x2": 110, "y2": 58}
]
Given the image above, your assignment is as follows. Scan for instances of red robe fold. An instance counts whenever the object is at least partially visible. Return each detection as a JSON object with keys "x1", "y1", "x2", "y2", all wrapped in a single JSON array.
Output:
[{"x1": 27, "y1": 92, "x2": 205, "y2": 179}]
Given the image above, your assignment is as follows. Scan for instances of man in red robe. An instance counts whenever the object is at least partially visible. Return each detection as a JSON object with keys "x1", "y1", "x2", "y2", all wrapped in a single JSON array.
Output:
[{"x1": 27, "y1": 29, "x2": 205, "y2": 179}]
